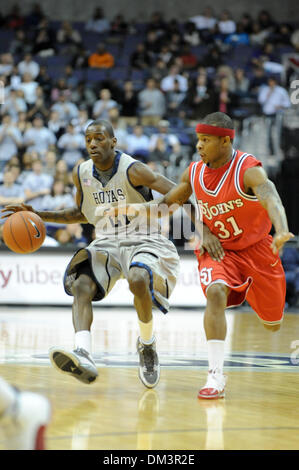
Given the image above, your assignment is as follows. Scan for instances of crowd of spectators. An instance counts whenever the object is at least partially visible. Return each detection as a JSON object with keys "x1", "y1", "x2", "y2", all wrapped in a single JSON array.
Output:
[{"x1": 0, "y1": 4, "x2": 298, "y2": 251}]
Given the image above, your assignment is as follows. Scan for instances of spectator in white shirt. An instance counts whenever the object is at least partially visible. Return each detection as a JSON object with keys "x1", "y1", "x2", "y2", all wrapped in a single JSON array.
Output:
[
  {"x1": 92, "y1": 89, "x2": 118, "y2": 120},
  {"x1": 22, "y1": 159, "x2": 53, "y2": 211},
  {"x1": 51, "y1": 92, "x2": 79, "y2": 124},
  {"x1": 0, "y1": 168, "x2": 25, "y2": 215},
  {"x1": 189, "y1": 7, "x2": 217, "y2": 31},
  {"x1": 138, "y1": 78, "x2": 166, "y2": 126},
  {"x1": 149, "y1": 120, "x2": 180, "y2": 152},
  {"x1": 17, "y1": 53, "x2": 40, "y2": 79},
  {"x1": 18, "y1": 72, "x2": 39, "y2": 105},
  {"x1": 0, "y1": 114, "x2": 23, "y2": 170},
  {"x1": 160, "y1": 65, "x2": 188, "y2": 93},
  {"x1": 1, "y1": 88, "x2": 27, "y2": 121},
  {"x1": 57, "y1": 123, "x2": 85, "y2": 169},
  {"x1": 258, "y1": 76, "x2": 291, "y2": 155},
  {"x1": 42, "y1": 179, "x2": 74, "y2": 211},
  {"x1": 218, "y1": 10, "x2": 236, "y2": 35},
  {"x1": 23, "y1": 115, "x2": 56, "y2": 157},
  {"x1": 85, "y1": 7, "x2": 110, "y2": 33},
  {"x1": 0, "y1": 53, "x2": 14, "y2": 76},
  {"x1": 126, "y1": 125, "x2": 150, "y2": 156}
]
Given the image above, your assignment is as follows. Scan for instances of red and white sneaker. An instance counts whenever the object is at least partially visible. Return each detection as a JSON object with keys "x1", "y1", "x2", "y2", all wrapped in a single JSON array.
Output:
[
  {"x1": 198, "y1": 369, "x2": 226, "y2": 399},
  {"x1": 1, "y1": 390, "x2": 51, "y2": 450}
]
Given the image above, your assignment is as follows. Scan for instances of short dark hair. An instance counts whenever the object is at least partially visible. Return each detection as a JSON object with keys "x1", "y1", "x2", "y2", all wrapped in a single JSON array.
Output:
[
  {"x1": 201, "y1": 112, "x2": 234, "y2": 130},
  {"x1": 86, "y1": 119, "x2": 115, "y2": 137}
]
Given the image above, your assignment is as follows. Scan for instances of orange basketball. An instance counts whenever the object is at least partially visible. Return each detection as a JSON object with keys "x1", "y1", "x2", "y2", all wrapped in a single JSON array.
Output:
[{"x1": 3, "y1": 211, "x2": 46, "y2": 254}]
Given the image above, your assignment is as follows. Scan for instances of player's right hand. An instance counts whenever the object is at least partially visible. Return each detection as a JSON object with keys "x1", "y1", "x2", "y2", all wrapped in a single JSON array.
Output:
[
  {"x1": 202, "y1": 231, "x2": 225, "y2": 262},
  {"x1": 1, "y1": 203, "x2": 36, "y2": 219}
]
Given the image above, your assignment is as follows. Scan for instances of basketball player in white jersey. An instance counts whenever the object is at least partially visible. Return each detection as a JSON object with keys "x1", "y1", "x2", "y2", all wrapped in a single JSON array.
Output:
[{"x1": 2, "y1": 119, "x2": 180, "y2": 389}]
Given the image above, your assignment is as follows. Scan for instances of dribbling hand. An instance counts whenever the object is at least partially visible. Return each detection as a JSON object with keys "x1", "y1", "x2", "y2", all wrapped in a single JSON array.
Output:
[{"x1": 1, "y1": 203, "x2": 36, "y2": 219}]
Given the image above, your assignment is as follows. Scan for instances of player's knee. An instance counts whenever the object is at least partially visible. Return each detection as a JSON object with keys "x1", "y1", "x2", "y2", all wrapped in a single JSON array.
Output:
[
  {"x1": 263, "y1": 323, "x2": 281, "y2": 332},
  {"x1": 206, "y1": 283, "x2": 228, "y2": 309},
  {"x1": 72, "y1": 275, "x2": 97, "y2": 301},
  {"x1": 128, "y1": 269, "x2": 150, "y2": 297}
]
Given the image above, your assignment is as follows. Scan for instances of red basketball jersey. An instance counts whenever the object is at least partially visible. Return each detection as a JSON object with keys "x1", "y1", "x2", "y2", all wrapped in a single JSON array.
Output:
[{"x1": 189, "y1": 149, "x2": 272, "y2": 250}]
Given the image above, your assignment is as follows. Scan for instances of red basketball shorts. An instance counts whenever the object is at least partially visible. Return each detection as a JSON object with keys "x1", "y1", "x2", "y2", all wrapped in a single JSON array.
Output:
[{"x1": 195, "y1": 235, "x2": 286, "y2": 325}]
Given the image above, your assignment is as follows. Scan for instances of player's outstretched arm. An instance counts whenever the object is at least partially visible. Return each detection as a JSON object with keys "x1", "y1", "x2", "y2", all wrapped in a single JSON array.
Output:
[
  {"x1": 1, "y1": 166, "x2": 88, "y2": 224},
  {"x1": 243, "y1": 166, "x2": 294, "y2": 253}
]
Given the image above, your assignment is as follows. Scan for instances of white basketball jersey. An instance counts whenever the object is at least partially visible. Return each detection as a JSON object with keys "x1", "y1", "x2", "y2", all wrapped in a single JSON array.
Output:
[{"x1": 78, "y1": 151, "x2": 160, "y2": 238}]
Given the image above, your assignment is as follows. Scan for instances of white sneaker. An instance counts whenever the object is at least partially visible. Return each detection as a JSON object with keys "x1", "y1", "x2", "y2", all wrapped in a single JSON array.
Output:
[
  {"x1": 198, "y1": 369, "x2": 226, "y2": 399},
  {"x1": 49, "y1": 347, "x2": 98, "y2": 384},
  {"x1": 0, "y1": 390, "x2": 51, "y2": 450}
]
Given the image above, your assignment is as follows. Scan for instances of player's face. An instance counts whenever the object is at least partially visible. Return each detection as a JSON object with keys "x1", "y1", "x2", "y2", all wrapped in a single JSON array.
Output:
[
  {"x1": 85, "y1": 125, "x2": 117, "y2": 168},
  {"x1": 196, "y1": 133, "x2": 229, "y2": 167}
]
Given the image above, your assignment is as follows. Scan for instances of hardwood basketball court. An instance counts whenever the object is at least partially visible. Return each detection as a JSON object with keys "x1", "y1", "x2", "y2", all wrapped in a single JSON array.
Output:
[{"x1": 0, "y1": 306, "x2": 298, "y2": 450}]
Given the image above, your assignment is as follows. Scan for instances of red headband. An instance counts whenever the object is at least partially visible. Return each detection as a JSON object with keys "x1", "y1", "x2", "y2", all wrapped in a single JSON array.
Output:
[{"x1": 196, "y1": 123, "x2": 235, "y2": 139}]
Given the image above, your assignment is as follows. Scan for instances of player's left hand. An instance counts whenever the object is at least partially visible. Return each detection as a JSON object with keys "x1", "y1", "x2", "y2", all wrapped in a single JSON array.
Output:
[{"x1": 271, "y1": 231, "x2": 295, "y2": 254}]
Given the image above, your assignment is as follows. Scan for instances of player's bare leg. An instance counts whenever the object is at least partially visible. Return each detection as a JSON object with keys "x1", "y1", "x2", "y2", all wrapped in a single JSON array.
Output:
[
  {"x1": 199, "y1": 283, "x2": 229, "y2": 399},
  {"x1": 128, "y1": 267, "x2": 160, "y2": 388},
  {"x1": 49, "y1": 274, "x2": 98, "y2": 384}
]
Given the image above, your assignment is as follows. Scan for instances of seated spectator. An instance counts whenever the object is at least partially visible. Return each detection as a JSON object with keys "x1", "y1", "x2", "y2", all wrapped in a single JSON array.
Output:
[
  {"x1": 147, "y1": 11, "x2": 166, "y2": 36},
  {"x1": 72, "y1": 108, "x2": 93, "y2": 135},
  {"x1": 158, "y1": 44, "x2": 174, "y2": 66},
  {"x1": 151, "y1": 58, "x2": 168, "y2": 83},
  {"x1": 148, "y1": 137, "x2": 172, "y2": 174},
  {"x1": 201, "y1": 45, "x2": 223, "y2": 70},
  {"x1": 88, "y1": 43, "x2": 115, "y2": 69},
  {"x1": 51, "y1": 77, "x2": 71, "y2": 103},
  {"x1": 43, "y1": 150, "x2": 57, "y2": 178},
  {"x1": 0, "y1": 168, "x2": 25, "y2": 211},
  {"x1": 250, "y1": 21, "x2": 271, "y2": 46},
  {"x1": 224, "y1": 22, "x2": 250, "y2": 46},
  {"x1": 54, "y1": 158, "x2": 74, "y2": 188},
  {"x1": 239, "y1": 13, "x2": 253, "y2": 34},
  {"x1": 57, "y1": 123, "x2": 86, "y2": 169},
  {"x1": 249, "y1": 65, "x2": 268, "y2": 94},
  {"x1": 23, "y1": 114, "x2": 56, "y2": 157},
  {"x1": 71, "y1": 81, "x2": 97, "y2": 112},
  {"x1": 18, "y1": 72, "x2": 39, "y2": 106},
  {"x1": 138, "y1": 78, "x2": 166, "y2": 126},
  {"x1": 57, "y1": 21, "x2": 82, "y2": 55},
  {"x1": 48, "y1": 110, "x2": 66, "y2": 139},
  {"x1": 1, "y1": 88, "x2": 27, "y2": 122},
  {"x1": 183, "y1": 21, "x2": 201, "y2": 46},
  {"x1": 179, "y1": 44, "x2": 198, "y2": 70},
  {"x1": 85, "y1": 7, "x2": 110, "y2": 34},
  {"x1": 51, "y1": 92, "x2": 79, "y2": 123},
  {"x1": 17, "y1": 53, "x2": 40, "y2": 80},
  {"x1": 36, "y1": 65, "x2": 53, "y2": 100},
  {"x1": 5, "y1": 4, "x2": 24, "y2": 30},
  {"x1": 130, "y1": 43, "x2": 152, "y2": 70},
  {"x1": 119, "y1": 80, "x2": 138, "y2": 124},
  {"x1": 257, "y1": 9, "x2": 276, "y2": 32},
  {"x1": 186, "y1": 73, "x2": 216, "y2": 119},
  {"x1": 189, "y1": 7, "x2": 217, "y2": 33},
  {"x1": 217, "y1": 10, "x2": 236, "y2": 36},
  {"x1": 16, "y1": 111, "x2": 31, "y2": 136},
  {"x1": 144, "y1": 30, "x2": 162, "y2": 59},
  {"x1": 22, "y1": 158, "x2": 53, "y2": 211},
  {"x1": 126, "y1": 125, "x2": 150, "y2": 159},
  {"x1": 25, "y1": 3, "x2": 44, "y2": 28},
  {"x1": 230, "y1": 68, "x2": 250, "y2": 96},
  {"x1": 165, "y1": 78, "x2": 187, "y2": 121},
  {"x1": 71, "y1": 46, "x2": 89, "y2": 69},
  {"x1": 108, "y1": 108, "x2": 128, "y2": 152},
  {"x1": 168, "y1": 32, "x2": 184, "y2": 56},
  {"x1": 92, "y1": 88, "x2": 118, "y2": 120},
  {"x1": 0, "y1": 114, "x2": 23, "y2": 171},
  {"x1": 160, "y1": 64, "x2": 188, "y2": 93},
  {"x1": 149, "y1": 120, "x2": 180, "y2": 153},
  {"x1": 42, "y1": 179, "x2": 74, "y2": 211},
  {"x1": 9, "y1": 29, "x2": 32, "y2": 55},
  {"x1": 110, "y1": 14, "x2": 128, "y2": 37},
  {"x1": 54, "y1": 223, "x2": 87, "y2": 247},
  {"x1": 27, "y1": 86, "x2": 49, "y2": 120},
  {"x1": 0, "y1": 53, "x2": 14, "y2": 76},
  {"x1": 33, "y1": 21, "x2": 56, "y2": 56},
  {"x1": 214, "y1": 77, "x2": 235, "y2": 114}
]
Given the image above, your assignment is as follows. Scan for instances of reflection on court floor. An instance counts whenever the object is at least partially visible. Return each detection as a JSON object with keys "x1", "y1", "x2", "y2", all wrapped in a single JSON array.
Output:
[{"x1": 0, "y1": 307, "x2": 298, "y2": 450}]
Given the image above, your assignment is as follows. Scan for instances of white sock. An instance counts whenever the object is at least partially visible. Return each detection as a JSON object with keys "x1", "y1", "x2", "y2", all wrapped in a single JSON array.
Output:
[
  {"x1": 138, "y1": 319, "x2": 154, "y2": 344},
  {"x1": 0, "y1": 377, "x2": 16, "y2": 415},
  {"x1": 75, "y1": 330, "x2": 92, "y2": 354},
  {"x1": 207, "y1": 340, "x2": 225, "y2": 374}
]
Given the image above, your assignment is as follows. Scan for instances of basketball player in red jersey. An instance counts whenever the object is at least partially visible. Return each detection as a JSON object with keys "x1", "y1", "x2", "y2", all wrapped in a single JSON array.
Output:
[{"x1": 111, "y1": 112, "x2": 294, "y2": 399}]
